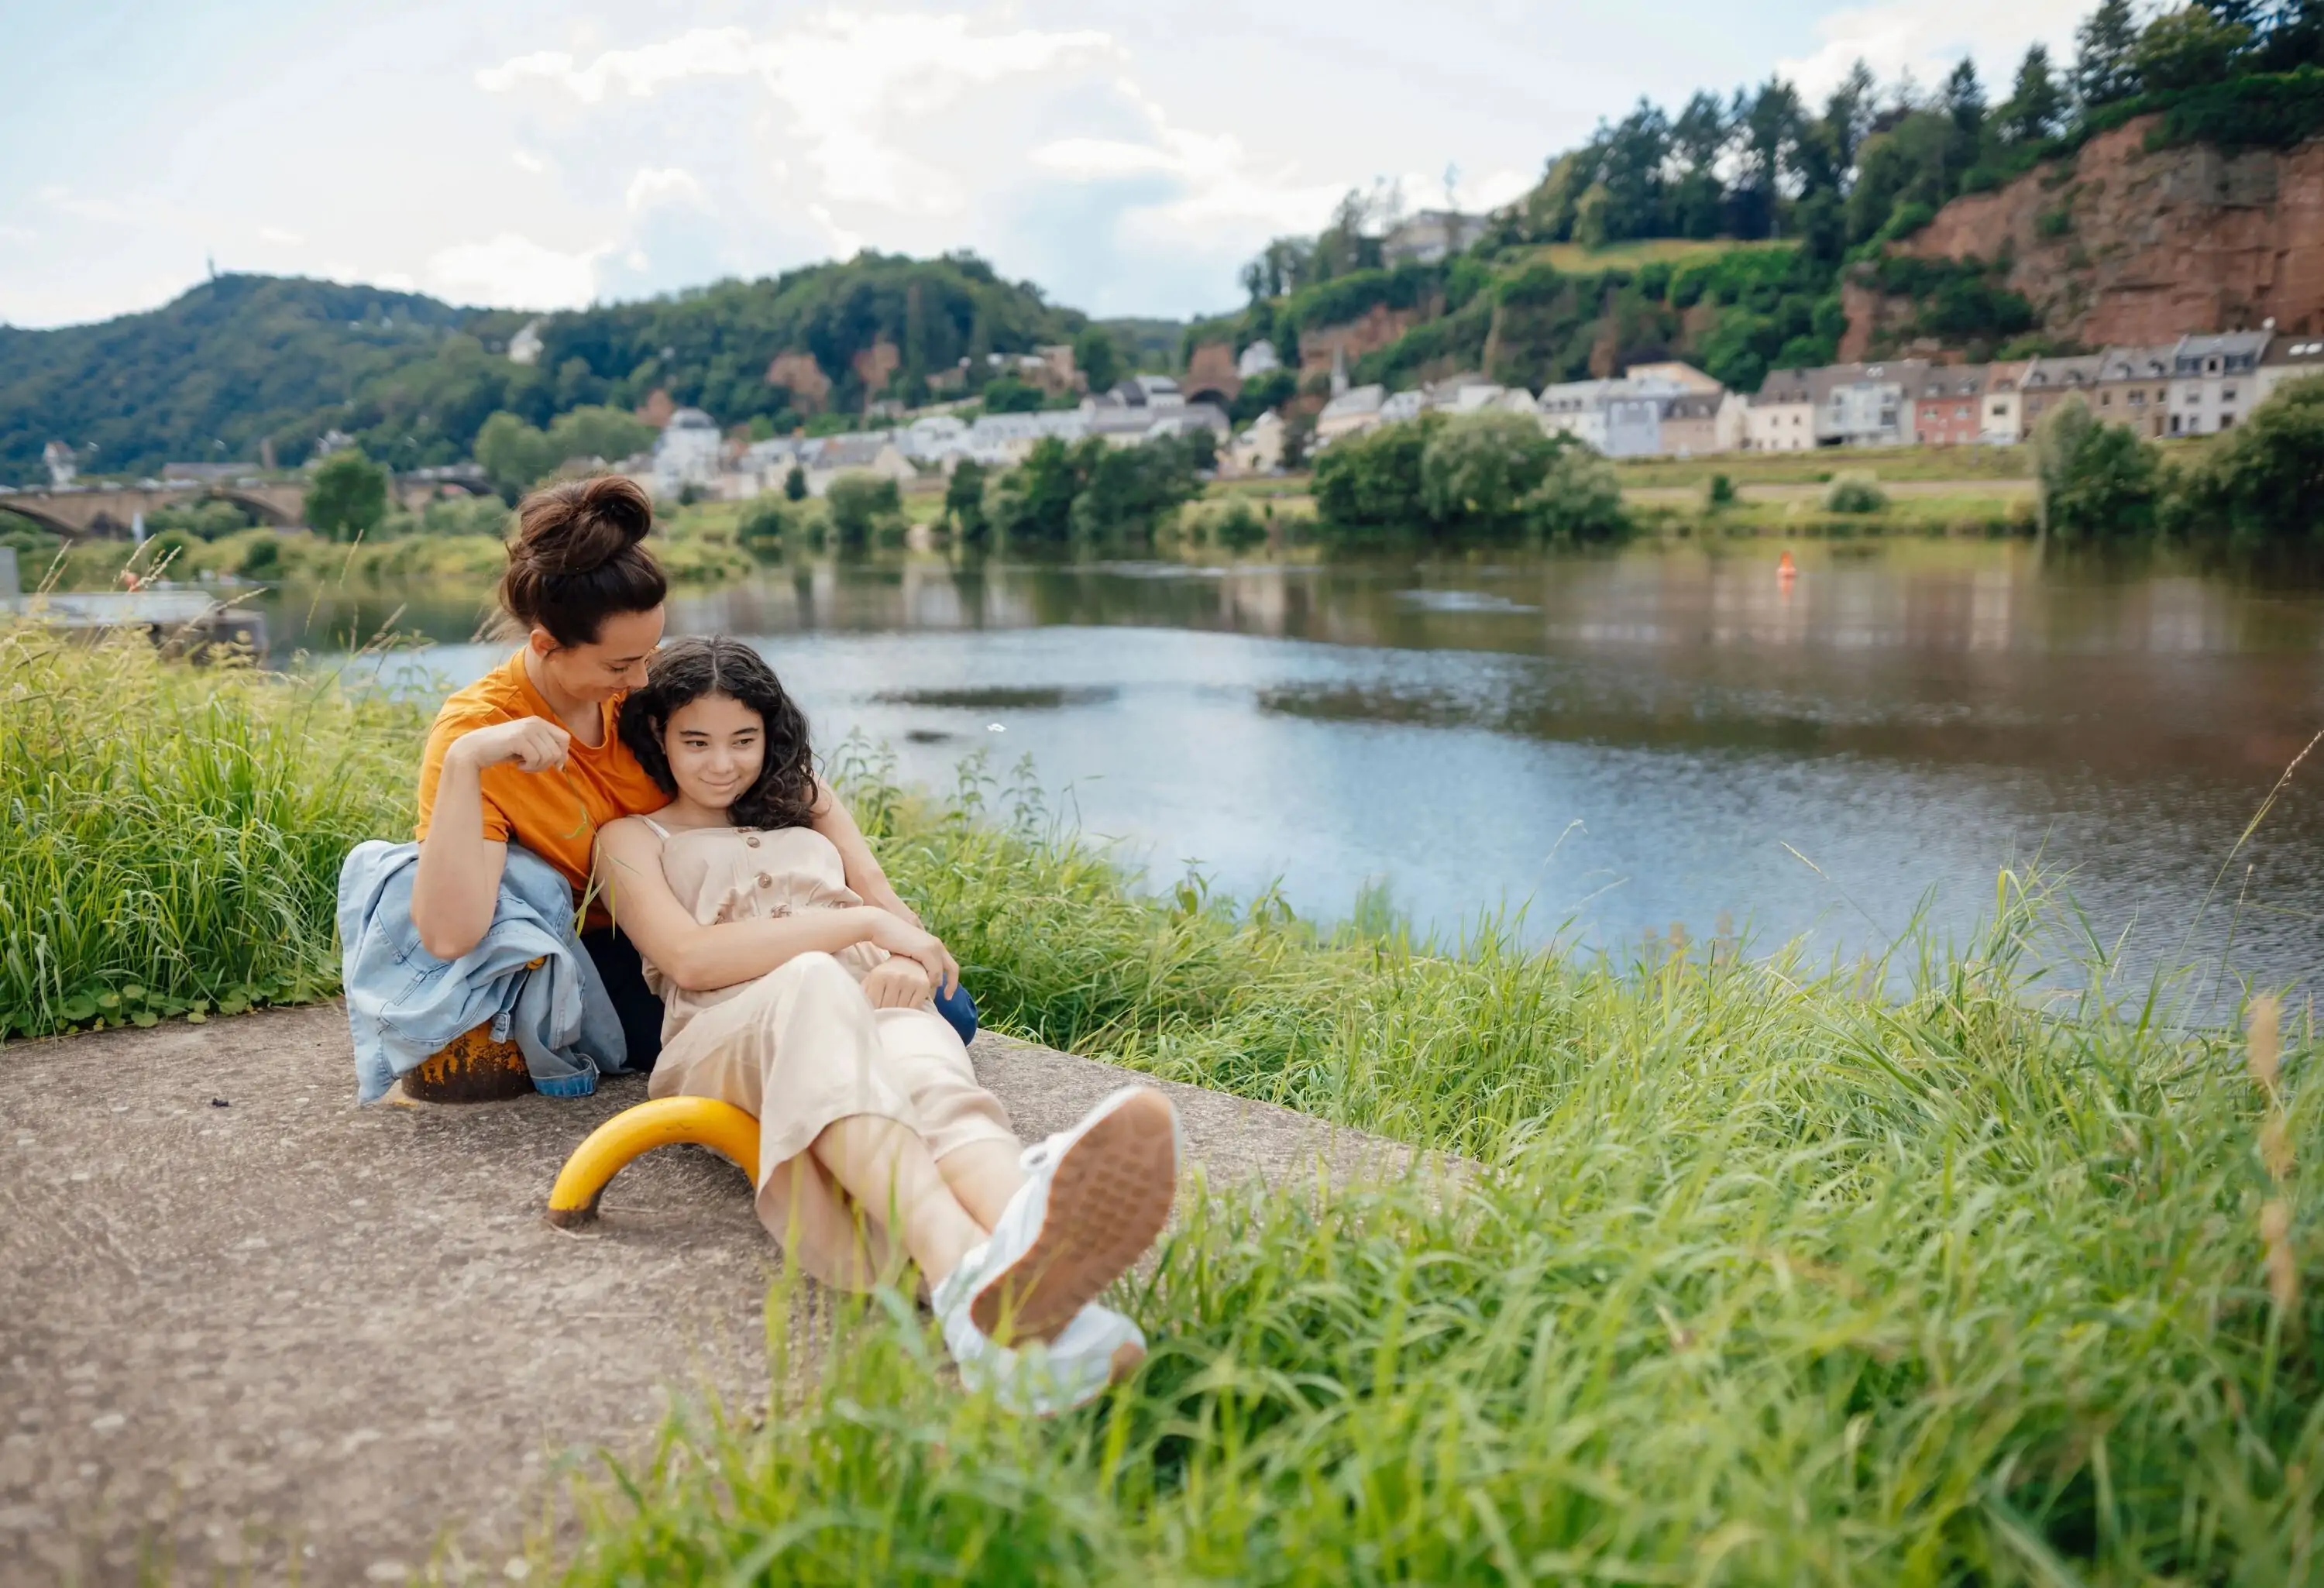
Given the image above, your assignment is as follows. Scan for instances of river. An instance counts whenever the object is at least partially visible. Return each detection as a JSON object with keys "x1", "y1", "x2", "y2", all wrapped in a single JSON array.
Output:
[{"x1": 272, "y1": 541, "x2": 2324, "y2": 1000}]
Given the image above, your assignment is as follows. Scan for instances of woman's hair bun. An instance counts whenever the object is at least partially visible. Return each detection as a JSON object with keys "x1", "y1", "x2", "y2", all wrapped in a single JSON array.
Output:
[{"x1": 499, "y1": 473, "x2": 667, "y2": 646}]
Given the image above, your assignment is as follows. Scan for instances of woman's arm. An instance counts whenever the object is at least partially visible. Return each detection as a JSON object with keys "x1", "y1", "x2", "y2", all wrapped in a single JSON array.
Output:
[
  {"x1": 596, "y1": 820, "x2": 957, "y2": 994},
  {"x1": 411, "y1": 718, "x2": 572, "y2": 960}
]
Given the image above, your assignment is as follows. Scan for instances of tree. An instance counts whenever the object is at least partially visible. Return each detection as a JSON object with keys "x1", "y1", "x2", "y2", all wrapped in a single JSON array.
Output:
[
  {"x1": 823, "y1": 473, "x2": 904, "y2": 550},
  {"x1": 983, "y1": 436, "x2": 1090, "y2": 547},
  {"x1": 1419, "y1": 411, "x2": 1560, "y2": 533},
  {"x1": 546, "y1": 405, "x2": 654, "y2": 470},
  {"x1": 1312, "y1": 415, "x2": 1442, "y2": 534},
  {"x1": 783, "y1": 462, "x2": 809, "y2": 501},
  {"x1": 474, "y1": 411, "x2": 556, "y2": 499},
  {"x1": 981, "y1": 376, "x2": 1044, "y2": 414},
  {"x1": 1942, "y1": 58, "x2": 1987, "y2": 139},
  {"x1": 2166, "y1": 376, "x2": 2324, "y2": 547},
  {"x1": 2001, "y1": 45, "x2": 2068, "y2": 143},
  {"x1": 1070, "y1": 436, "x2": 1206, "y2": 545},
  {"x1": 2133, "y1": 5, "x2": 2252, "y2": 93},
  {"x1": 1073, "y1": 326, "x2": 1121, "y2": 394},
  {"x1": 306, "y1": 448, "x2": 390, "y2": 541},
  {"x1": 2077, "y1": 0, "x2": 2144, "y2": 105},
  {"x1": 2033, "y1": 397, "x2": 2161, "y2": 542},
  {"x1": 945, "y1": 458, "x2": 990, "y2": 545}
]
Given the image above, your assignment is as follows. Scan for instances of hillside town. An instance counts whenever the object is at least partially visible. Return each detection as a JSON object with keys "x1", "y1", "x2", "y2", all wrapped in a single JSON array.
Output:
[{"x1": 637, "y1": 321, "x2": 2324, "y2": 507}]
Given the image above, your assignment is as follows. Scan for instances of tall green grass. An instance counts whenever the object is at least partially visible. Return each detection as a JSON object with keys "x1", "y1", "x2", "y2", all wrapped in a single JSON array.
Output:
[
  {"x1": 552, "y1": 754, "x2": 2322, "y2": 1584},
  {"x1": 0, "y1": 620, "x2": 420, "y2": 1036},
  {"x1": 5, "y1": 632, "x2": 2315, "y2": 1582}
]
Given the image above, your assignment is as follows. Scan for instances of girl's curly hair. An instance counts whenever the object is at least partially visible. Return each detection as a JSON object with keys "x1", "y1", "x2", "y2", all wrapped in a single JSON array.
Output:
[{"x1": 617, "y1": 637, "x2": 817, "y2": 830}]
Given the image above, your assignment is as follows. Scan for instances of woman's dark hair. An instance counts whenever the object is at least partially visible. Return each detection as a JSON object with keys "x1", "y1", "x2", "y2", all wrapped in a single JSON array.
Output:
[
  {"x1": 619, "y1": 638, "x2": 817, "y2": 830},
  {"x1": 499, "y1": 474, "x2": 668, "y2": 647}
]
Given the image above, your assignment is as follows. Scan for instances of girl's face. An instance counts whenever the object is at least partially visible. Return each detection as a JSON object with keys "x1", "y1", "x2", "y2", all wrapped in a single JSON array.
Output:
[
  {"x1": 531, "y1": 605, "x2": 666, "y2": 705},
  {"x1": 662, "y1": 692, "x2": 765, "y2": 814}
]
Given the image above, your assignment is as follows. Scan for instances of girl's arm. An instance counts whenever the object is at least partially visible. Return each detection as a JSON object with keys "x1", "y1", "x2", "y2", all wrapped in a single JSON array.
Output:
[
  {"x1": 595, "y1": 819, "x2": 957, "y2": 994},
  {"x1": 811, "y1": 778, "x2": 920, "y2": 925}
]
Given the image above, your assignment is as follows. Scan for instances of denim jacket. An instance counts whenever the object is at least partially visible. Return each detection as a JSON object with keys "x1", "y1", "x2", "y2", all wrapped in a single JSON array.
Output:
[{"x1": 337, "y1": 840, "x2": 631, "y2": 1104}]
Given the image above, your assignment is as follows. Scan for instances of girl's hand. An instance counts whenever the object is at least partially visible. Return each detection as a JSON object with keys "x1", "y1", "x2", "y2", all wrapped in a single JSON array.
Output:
[
  {"x1": 861, "y1": 911, "x2": 960, "y2": 996},
  {"x1": 861, "y1": 957, "x2": 933, "y2": 1009},
  {"x1": 452, "y1": 717, "x2": 571, "y2": 775}
]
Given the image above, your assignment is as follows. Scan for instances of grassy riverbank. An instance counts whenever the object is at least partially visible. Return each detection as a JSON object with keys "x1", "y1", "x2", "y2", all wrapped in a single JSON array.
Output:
[{"x1": 3, "y1": 626, "x2": 2317, "y2": 1583}]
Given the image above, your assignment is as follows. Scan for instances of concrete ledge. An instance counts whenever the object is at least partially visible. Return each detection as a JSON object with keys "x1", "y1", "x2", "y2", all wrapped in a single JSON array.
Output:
[{"x1": 0, "y1": 1004, "x2": 1428, "y2": 1585}]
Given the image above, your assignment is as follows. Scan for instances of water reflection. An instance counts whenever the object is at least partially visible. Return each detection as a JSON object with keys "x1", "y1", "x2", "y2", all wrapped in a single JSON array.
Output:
[{"x1": 270, "y1": 543, "x2": 2324, "y2": 999}]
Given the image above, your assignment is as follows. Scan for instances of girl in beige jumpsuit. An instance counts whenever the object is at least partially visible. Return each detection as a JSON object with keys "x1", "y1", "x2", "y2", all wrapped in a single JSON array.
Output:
[{"x1": 594, "y1": 638, "x2": 1179, "y2": 1413}]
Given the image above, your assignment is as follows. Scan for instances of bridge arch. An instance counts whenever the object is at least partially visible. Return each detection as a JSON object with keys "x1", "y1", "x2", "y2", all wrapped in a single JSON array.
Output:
[
  {"x1": 205, "y1": 486, "x2": 297, "y2": 527},
  {"x1": 0, "y1": 497, "x2": 80, "y2": 538}
]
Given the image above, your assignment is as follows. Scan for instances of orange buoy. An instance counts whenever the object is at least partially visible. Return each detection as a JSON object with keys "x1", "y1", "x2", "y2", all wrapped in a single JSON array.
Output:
[{"x1": 1776, "y1": 551, "x2": 1796, "y2": 583}]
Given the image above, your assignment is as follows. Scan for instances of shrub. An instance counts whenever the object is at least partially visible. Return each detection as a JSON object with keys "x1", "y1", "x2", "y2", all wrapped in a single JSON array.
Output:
[
  {"x1": 1821, "y1": 472, "x2": 1889, "y2": 514},
  {"x1": 737, "y1": 498, "x2": 790, "y2": 559},
  {"x1": 1522, "y1": 445, "x2": 1631, "y2": 541},
  {"x1": 1703, "y1": 473, "x2": 1738, "y2": 511},
  {"x1": 1214, "y1": 500, "x2": 1267, "y2": 552}
]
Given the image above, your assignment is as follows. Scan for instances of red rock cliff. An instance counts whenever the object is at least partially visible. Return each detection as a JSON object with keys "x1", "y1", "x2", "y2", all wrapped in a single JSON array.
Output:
[{"x1": 1842, "y1": 118, "x2": 2324, "y2": 359}]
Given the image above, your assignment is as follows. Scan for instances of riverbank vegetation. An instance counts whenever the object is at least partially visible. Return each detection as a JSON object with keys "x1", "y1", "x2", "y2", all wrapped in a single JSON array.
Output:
[{"x1": 2, "y1": 631, "x2": 2315, "y2": 1581}]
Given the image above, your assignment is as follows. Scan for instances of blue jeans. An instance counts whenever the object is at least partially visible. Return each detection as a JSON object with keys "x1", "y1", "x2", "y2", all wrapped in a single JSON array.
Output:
[{"x1": 932, "y1": 981, "x2": 979, "y2": 1046}]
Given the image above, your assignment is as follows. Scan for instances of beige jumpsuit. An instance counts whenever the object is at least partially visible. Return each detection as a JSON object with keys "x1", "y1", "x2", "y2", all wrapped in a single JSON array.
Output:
[{"x1": 637, "y1": 820, "x2": 1017, "y2": 1288}]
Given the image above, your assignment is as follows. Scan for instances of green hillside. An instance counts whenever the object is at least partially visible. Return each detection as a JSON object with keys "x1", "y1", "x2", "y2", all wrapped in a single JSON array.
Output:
[{"x1": 0, "y1": 253, "x2": 1081, "y2": 487}]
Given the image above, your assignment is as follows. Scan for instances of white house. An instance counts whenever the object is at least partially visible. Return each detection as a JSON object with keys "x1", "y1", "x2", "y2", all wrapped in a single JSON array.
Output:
[
  {"x1": 2167, "y1": 330, "x2": 2271, "y2": 435},
  {"x1": 1745, "y1": 370, "x2": 1817, "y2": 452},
  {"x1": 1379, "y1": 390, "x2": 1427, "y2": 424},
  {"x1": 507, "y1": 318, "x2": 545, "y2": 366},
  {"x1": 1226, "y1": 411, "x2": 1285, "y2": 476},
  {"x1": 1813, "y1": 362, "x2": 1926, "y2": 447},
  {"x1": 1538, "y1": 380, "x2": 1618, "y2": 450},
  {"x1": 43, "y1": 440, "x2": 77, "y2": 488},
  {"x1": 651, "y1": 408, "x2": 724, "y2": 497},
  {"x1": 1236, "y1": 340, "x2": 1281, "y2": 380},
  {"x1": 1315, "y1": 383, "x2": 1387, "y2": 445}
]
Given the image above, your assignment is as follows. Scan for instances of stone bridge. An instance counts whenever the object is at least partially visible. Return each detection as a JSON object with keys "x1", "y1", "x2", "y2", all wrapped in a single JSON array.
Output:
[{"x1": 0, "y1": 475, "x2": 490, "y2": 539}]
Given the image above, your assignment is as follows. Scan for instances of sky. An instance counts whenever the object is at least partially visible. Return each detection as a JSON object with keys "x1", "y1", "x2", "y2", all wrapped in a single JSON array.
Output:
[{"x1": 0, "y1": 0, "x2": 2095, "y2": 329}]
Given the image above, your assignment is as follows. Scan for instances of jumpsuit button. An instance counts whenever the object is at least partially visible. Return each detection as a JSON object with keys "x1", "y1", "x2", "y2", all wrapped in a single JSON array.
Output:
[
  {"x1": 757, "y1": 873, "x2": 774, "y2": 889},
  {"x1": 745, "y1": 835, "x2": 761, "y2": 847}
]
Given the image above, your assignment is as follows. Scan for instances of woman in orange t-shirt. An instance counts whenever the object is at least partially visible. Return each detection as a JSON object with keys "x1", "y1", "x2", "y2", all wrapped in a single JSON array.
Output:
[{"x1": 411, "y1": 474, "x2": 955, "y2": 1069}]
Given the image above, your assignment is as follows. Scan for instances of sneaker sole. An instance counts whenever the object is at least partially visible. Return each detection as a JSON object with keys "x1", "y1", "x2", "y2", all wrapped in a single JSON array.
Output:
[{"x1": 973, "y1": 1088, "x2": 1177, "y2": 1344}]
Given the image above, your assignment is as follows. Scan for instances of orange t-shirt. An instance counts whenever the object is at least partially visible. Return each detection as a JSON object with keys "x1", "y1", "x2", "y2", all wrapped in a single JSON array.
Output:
[{"x1": 414, "y1": 648, "x2": 669, "y2": 923}]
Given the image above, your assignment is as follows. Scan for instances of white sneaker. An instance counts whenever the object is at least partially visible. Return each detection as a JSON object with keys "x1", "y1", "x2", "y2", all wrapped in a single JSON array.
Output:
[
  {"x1": 930, "y1": 1275, "x2": 1147, "y2": 1416},
  {"x1": 962, "y1": 1086, "x2": 1180, "y2": 1344}
]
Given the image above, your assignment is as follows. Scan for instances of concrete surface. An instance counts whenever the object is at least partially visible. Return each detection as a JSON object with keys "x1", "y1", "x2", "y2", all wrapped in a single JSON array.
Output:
[{"x1": 0, "y1": 1005, "x2": 1420, "y2": 1585}]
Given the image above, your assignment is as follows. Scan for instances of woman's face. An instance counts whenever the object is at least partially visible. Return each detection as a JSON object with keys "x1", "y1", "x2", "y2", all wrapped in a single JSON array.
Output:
[
  {"x1": 662, "y1": 693, "x2": 765, "y2": 814},
  {"x1": 531, "y1": 605, "x2": 666, "y2": 704}
]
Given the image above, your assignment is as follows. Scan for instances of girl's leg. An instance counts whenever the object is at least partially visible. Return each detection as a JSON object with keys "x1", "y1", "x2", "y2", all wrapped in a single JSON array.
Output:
[
  {"x1": 807, "y1": 1112, "x2": 988, "y2": 1285},
  {"x1": 937, "y1": 1140, "x2": 1028, "y2": 1231}
]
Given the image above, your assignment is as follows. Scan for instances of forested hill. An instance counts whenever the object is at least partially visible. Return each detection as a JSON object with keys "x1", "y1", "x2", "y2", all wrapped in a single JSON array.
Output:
[
  {"x1": 1196, "y1": 3, "x2": 2324, "y2": 399},
  {"x1": 0, "y1": 253, "x2": 1081, "y2": 486}
]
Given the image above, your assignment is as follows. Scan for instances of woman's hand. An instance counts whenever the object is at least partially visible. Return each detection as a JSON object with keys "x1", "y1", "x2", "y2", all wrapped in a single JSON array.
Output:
[
  {"x1": 452, "y1": 717, "x2": 572, "y2": 775},
  {"x1": 861, "y1": 911, "x2": 960, "y2": 996},
  {"x1": 861, "y1": 957, "x2": 933, "y2": 1009}
]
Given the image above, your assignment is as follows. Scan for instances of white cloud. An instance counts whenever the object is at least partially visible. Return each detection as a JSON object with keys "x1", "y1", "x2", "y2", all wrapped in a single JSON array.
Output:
[
  {"x1": 425, "y1": 232, "x2": 608, "y2": 308},
  {"x1": 258, "y1": 225, "x2": 305, "y2": 246},
  {"x1": 512, "y1": 150, "x2": 548, "y2": 174},
  {"x1": 1775, "y1": 0, "x2": 2089, "y2": 98},
  {"x1": 625, "y1": 166, "x2": 705, "y2": 214},
  {"x1": 480, "y1": 15, "x2": 1116, "y2": 212}
]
